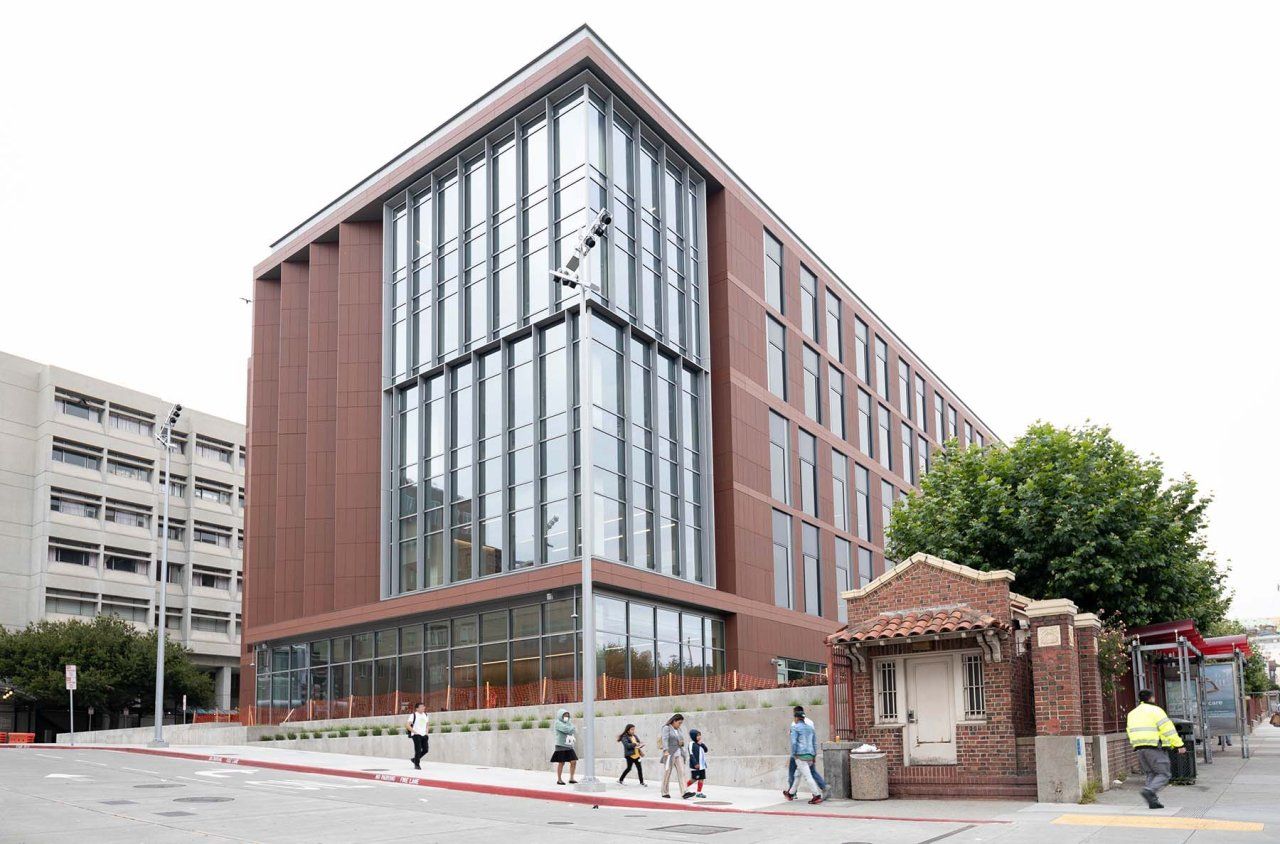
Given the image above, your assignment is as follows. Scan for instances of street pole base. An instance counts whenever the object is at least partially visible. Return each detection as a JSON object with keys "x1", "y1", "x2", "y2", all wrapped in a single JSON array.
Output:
[
  {"x1": 147, "y1": 739, "x2": 169, "y2": 748},
  {"x1": 574, "y1": 777, "x2": 607, "y2": 793}
]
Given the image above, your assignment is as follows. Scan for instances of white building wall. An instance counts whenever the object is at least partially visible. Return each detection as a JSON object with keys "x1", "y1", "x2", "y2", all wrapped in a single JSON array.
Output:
[{"x1": 0, "y1": 351, "x2": 245, "y2": 710}]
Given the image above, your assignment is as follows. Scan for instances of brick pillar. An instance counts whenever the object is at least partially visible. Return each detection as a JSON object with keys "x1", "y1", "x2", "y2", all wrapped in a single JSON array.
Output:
[
  {"x1": 1074, "y1": 614, "x2": 1105, "y2": 736},
  {"x1": 1027, "y1": 598, "x2": 1087, "y2": 803},
  {"x1": 1028, "y1": 599, "x2": 1082, "y2": 735}
]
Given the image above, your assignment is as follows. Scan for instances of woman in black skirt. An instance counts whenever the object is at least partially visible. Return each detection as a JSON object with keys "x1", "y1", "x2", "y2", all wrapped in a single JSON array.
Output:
[{"x1": 550, "y1": 707, "x2": 578, "y2": 784}]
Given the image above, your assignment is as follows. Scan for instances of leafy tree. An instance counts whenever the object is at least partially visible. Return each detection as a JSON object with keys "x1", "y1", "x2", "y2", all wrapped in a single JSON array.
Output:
[
  {"x1": 1242, "y1": 651, "x2": 1277, "y2": 695},
  {"x1": 0, "y1": 615, "x2": 213, "y2": 711},
  {"x1": 886, "y1": 422, "x2": 1230, "y2": 629}
]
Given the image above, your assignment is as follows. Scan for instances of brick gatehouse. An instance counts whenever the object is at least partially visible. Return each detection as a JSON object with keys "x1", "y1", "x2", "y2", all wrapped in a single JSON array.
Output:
[{"x1": 826, "y1": 553, "x2": 1133, "y2": 802}]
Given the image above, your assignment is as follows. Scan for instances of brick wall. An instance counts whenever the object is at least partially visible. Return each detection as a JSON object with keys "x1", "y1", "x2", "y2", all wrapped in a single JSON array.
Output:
[
  {"x1": 1029, "y1": 607, "x2": 1082, "y2": 735},
  {"x1": 1076, "y1": 617, "x2": 1105, "y2": 736}
]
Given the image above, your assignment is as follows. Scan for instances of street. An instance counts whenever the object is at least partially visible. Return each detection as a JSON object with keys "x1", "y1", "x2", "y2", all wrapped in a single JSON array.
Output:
[{"x1": 5, "y1": 725, "x2": 1280, "y2": 844}]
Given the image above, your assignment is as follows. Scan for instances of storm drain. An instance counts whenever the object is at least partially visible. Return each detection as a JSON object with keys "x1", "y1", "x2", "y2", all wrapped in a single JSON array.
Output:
[
  {"x1": 360, "y1": 768, "x2": 390, "y2": 772},
  {"x1": 134, "y1": 783, "x2": 183, "y2": 789},
  {"x1": 99, "y1": 800, "x2": 137, "y2": 805},
  {"x1": 153, "y1": 811, "x2": 195, "y2": 817},
  {"x1": 175, "y1": 797, "x2": 234, "y2": 803},
  {"x1": 547, "y1": 821, "x2": 573, "y2": 825},
  {"x1": 650, "y1": 824, "x2": 740, "y2": 836}
]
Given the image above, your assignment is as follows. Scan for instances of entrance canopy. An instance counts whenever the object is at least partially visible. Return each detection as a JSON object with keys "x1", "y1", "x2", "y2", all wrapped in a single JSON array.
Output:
[{"x1": 1128, "y1": 619, "x2": 1253, "y2": 659}]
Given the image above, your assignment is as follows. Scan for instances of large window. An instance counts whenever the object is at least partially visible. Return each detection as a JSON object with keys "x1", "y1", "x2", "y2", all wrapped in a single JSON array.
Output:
[
  {"x1": 825, "y1": 291, "x2": 842, "y2": 362},
  {"x1": 50, "y1": 488, "x2": 99, "y2": 520},
  {"x1": 918, "y1": 434, "x2": 929, "y2": 479},
  {"x1": 857, "y1": 390, "x2": 873, "y2": 459},
  {"x1": 798, "y1": 430, "x2": 818, "y2": 518},
  {"x1": 914, "y1": 375, "x2": 927, "y2": 435},
  {"x1": 769, "y1": 412, "x2": 790, "y2": 505},
  {"x1": 901, "y1": 423, "x2": 915, "y2": 484},
  {"x1": 799, "y1": 266, "x2": 818, "y2": 340},
  {"x1": 874, "y1": 337, "x2": 889, "y2": 400},
  {"x1": 828, "y1": 365, "x2": 845, "y2": 439},
  {"x1": 48, "y1": 538, "x2": 97, "y2": 568},
  {"x1": 858, "y1": 546, "x2": 874, "y2": 587},
  {"x1": 835, "y1": 538, "x2": 852, "y2": 624},
  {"x1": 854, "y1": 318, "x2": 869, "y2": 383},
  {"x1": 802, "y1": 523, "x2": 821, "y2": 617},
  {"x1": 802, "y1": 346, "x2": 821, "y2": 421},
  {"x1": 880, "y1": 480, "x2": 896, "y2": 546},
  {"x1": 964, "y1": 421, "x2": 974, "y2": 449},
  {"x1": 767, "y1": 317, "x2": 787, "y2": 399},
  {"x1": 55, "y1": 389, "x2": 103, "y2": 422},
  {"x1": 52, "y1": 439, "x2": 100, "y2": 471},
  {"x1": 772, "y1": 509, "x2": 793, "y2": 609},
  {"x1": 934, "y1": 393, "x2": 945, "y2": 442},
  {"x1": 898, "y1": 360, "x2": 911, "y2": 420},
  {"x1": 109, "y1": 407, "x2": 154, "y2": 438},
  {"x1": 855, "y1": 464, "x2": 871, "y2": 541},
  {"x1": 764, "y1": 231, "x2": 784, "y2": 313},
  {"x1": 877, "y1": 405, "x2": 892, "y2": 471},
  {"x1": 947, "y1": 405, "x2": 959, "y2": 442},
  {"x1": 831, "y1": 450, "x2": 849, "y2": 532}
]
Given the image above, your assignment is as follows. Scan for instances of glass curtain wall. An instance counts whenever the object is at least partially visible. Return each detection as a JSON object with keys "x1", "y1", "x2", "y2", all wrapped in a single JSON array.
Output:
[
  {"x1": 253, "y1": 594, "x2": 725, "y2": 720},
  {"x1": 385, "y1": 75, "x2": 710, "y2": 597}
]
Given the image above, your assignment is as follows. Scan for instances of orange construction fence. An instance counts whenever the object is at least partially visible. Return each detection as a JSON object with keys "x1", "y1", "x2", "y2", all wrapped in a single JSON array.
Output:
[
  {"x1": 1, "y1": 733, "x2": 35, "y2": 744},
  {"x1": 247, "y1": 670, "x2": 827, "y2": 727}
]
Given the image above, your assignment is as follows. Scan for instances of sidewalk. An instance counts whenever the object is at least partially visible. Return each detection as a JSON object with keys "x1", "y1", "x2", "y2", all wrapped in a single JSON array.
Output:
[{"x1": 30, "y1": 741, "x2": 1024, "y2": 825}]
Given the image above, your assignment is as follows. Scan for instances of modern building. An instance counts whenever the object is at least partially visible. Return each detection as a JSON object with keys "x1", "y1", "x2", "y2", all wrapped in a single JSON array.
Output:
[
  {"x1": 241, "y1": 26, "x2": 997, "y2": 721},
  {"x1": 0, "y1": 352, "x2": 245, "y2": 711}
]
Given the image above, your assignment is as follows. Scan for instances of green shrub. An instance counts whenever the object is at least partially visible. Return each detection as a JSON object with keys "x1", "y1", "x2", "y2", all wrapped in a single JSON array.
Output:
[
  {"x1": 467, "y1": 717, "x2": 480, "y2": 725},
  {"x1": 440, "y1": 724, "x2": 453, "y2": 734},
  {"x1": 736, "y1": 703, "x2": 747, "y2": 710},
  {"x1": 519, "y1": 720, "x2": 533, "y2": 729},
  {"x1": 285, "y1": 732, "x2": 298, "y2": 740},
  {"x1": 717, "y1": 705, "x2": 728, "y2": 711},
  {"x1": 694, "y1": 707, "x2": 704, "y2": 712},
  {"x1": 538, "y1": 719, "x2": 551, "y2": 729},
  {"x1": 275, "y1": 733, "x2": 287, "y2": 741},
  {"x1": 574, "y1": 711, "x2": 583, "y2": 718},
  {"x1": 478, "y1": 722, "x2": 492, "y2": 732},
  {"x1": 459, "y1": 724, "x2": 471, "y2": 732},
  {"x1": 371, "y1": 727, "x2": 383, "y2": 736},
  {"x1": 762, "y1": 702, "x2": 773, "y2": 708},
  {"x1": 338, "y1": 730, "x2": 349, "y2": 737},
  {"x1": 788, "y1": 700, "x2": 802, "y2": 709},
  {"x1": 1079, "y1": 780, "x2": 1102, "y2": 805},
  {"x1": 259, "y1": 734, "x2": 274, "y2": 741},
  {"x1": 497, "y1": 720, "x2": 510, "y2": 730},
  {"x1": 356, "y1": 729, "x2": 367, "y2": 737},
  {"x1": 809, "y1": 696, "x2": 824, "y2": 706}
]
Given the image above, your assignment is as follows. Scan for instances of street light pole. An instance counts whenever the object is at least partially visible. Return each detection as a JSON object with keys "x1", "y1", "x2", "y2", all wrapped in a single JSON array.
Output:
[
  {"x1": 150, "y1": 403, "x2": 182, "y2": 748},
  {"x1": 553, "y1": 209, "x2": 611, "y2": 792}
]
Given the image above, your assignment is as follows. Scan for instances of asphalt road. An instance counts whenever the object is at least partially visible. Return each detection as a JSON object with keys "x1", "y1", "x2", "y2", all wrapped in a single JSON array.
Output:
[{"x1": 0, "y1": 748, "x2": 982, "y2": 844}]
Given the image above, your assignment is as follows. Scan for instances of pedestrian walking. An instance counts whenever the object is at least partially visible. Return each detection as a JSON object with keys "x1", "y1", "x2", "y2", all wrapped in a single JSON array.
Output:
[
  {"x1": 550, "y1": 708, "x2": 578, "y2": 785},
  {"x1": 617, "y1": 723, "x2": 646, "y2": 786},
  {"x1": 1126, "y1": 689, "x2": 1185, "y2": 809},
  {"x1": 659, "y1": 713, "x2": 696, "y2": 799},
  {"x1": 783, "y1": 709, "x2": 823, "y2": 804},
  {"x1": 786, "y1": 706, "x2": 829, "y2": 798},
  {"x1": 406, "y1": 701, "x2": 429, "y2": 770},
  {"x1": 685, "y1": 728, "x2": 709, "y2": 798}
]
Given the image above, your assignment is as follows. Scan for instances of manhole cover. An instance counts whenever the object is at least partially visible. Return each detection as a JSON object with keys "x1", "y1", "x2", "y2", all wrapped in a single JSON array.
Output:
[
  {"x1": 99, "y1": 800, "x2": 137, "y2": 805},
  {"x1": 134, "y1": 784, "x2": 183, "y2": 789},
  {"x1": 548, "y1": 821, "x2": 573, "y2": 825},
  {"x1": 175, "y1": 797, "x2": 234, "y2": 803},
  {"x1": 650, "y1": 825, "x2": 740, "y2": 836},
  {"x1": 153, "y1": 811, "x2": 195, "y2": 817}
]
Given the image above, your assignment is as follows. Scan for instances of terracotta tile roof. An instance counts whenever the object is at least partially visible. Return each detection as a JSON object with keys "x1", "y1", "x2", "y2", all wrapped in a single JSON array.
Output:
[{"x1": 829, "y1": 606, "x2": 1007, "y2": 645}]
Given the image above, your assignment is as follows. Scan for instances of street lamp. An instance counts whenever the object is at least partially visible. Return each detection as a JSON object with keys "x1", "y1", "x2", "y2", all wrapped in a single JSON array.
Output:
[
  {"x1": 552, "y1": 208, "x2": 611, "y2": 792},
  {"x1": 150, "y1": 402, "x2": 182, "y2": 747}
]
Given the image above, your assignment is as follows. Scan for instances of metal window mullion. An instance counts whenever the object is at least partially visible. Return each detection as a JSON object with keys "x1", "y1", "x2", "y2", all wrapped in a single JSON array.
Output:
[
  {"x1": 514, "y1": 116, "x2": 526, "y2": 326},
  {"x1": 442, "y1": 366, "x2": 454, "y2": 587},
  {"x1": 500, "y1": 342, "x2": 510, "y2": 574},
  {"x1": 603, "y1": 92, "x2": 615, "y2": 307},
  {"x1": 566, "y1": 309, "x2": 579, "y2": 561},
  {"x1": 544, "y1": 97, "x2": 555, "y2": 315},
  {"x1": 456, "y1": 154, "x2": 466, "y2": 356},
  {"x1": 416, "y1": 379, "x2": 426, "y2": 593},
  {"x1": 532, "y1": 324, "x2": 545, "y2": 567},
  {"x1": 655, "y1": 142, "x2": 668, "y2": 343},
  {"x1": 471, "y1": 351, "x2": 480, "y2": 580},
  {"x1": 619, "y1": 326, "x2": 632, "y2": 566},
  {"x1": 484, "y1": 136, "x2": 495, "y2": 345}
]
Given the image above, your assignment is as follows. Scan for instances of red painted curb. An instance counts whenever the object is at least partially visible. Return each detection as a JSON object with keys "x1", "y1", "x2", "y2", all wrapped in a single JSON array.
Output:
[{"x1": 34, "y1": 745, "x2": 1009, "y2": 826}]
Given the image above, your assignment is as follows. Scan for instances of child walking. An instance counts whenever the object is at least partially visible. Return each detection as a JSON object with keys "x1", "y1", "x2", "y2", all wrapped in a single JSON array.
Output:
[
  {"x1": 617, "y1": 724, "x2": 646, "y2": 786},
  {"x1": 685, "y1": 728, "x2": 709, "y2": 798}
]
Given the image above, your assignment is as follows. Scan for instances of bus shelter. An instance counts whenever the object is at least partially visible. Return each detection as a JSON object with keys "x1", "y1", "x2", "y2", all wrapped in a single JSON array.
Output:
[{"x1": 1128, "y1": 619, "x2": 1254, "y2": 763}]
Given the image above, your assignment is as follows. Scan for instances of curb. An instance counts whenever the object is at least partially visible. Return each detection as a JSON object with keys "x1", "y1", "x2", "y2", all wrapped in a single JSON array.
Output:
[{"x1": 33, "y1": 744, "x2": 1009, "y2": 826}]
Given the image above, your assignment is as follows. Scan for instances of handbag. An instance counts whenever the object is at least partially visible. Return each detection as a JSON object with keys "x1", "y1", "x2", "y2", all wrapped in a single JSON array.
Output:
[{"x1": 566, "y1": 734, "x2": 576, "y2": 747}]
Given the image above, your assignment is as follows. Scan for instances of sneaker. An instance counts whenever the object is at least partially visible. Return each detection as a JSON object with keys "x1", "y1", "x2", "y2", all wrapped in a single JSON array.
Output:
[
  {"x1": 1140, "y1": 788, "x2": 1157, "y2": 809},
  {"x1": 662, "y1": 793, "x2": 671, "y2": 799},
  {"x1": 808, "y1": 795, "x2": 824, "y2": 805},
  {"x1": 640, "y1": 782, "x2": 648, "y2": 787},
  {"x1": 782, "y1": 790, "x2": 795, "y2": 801},
  {"x1": 413, "y1": 763, "x2": 421, "y2": 771},
  {"x1": 695, "y1": 793, "x2": 707, "y2": 799},
  {"x1": 682, "y1": 791, "x2": 696, "y2": 799}
]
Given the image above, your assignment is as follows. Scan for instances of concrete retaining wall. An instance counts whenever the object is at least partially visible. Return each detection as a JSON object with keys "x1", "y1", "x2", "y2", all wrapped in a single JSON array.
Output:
[{"x1": 59, "y1": 686, "x2": 828, "y2": 789}]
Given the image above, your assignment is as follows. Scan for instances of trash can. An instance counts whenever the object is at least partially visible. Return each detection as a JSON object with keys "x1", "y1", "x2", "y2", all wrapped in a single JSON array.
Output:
[
  {"x1": 849, "y1": 752, "x2": 889, "y2": 800},
  {"x1": 1169, "y1": 719, "x2": 1197, "y2": 784}
]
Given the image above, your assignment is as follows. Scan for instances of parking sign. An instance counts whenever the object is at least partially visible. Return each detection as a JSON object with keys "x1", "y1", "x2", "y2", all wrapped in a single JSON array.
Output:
[{"x1": 65, "y1": 664, "x2": 77, "y2": 691}]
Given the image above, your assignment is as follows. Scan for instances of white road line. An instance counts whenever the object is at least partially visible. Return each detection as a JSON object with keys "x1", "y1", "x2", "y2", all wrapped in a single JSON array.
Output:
[
  {"x1": 120, "y1": 767, "x2": 161, "y2": 775},
  {"x1": 33, "y1": 753, "x2": 62, "y2": 759}
]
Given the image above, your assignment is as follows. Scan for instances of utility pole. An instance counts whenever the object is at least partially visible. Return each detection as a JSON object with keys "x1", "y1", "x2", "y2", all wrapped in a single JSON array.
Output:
[
  {"x1": 150, "y1": 403, "x2": 182, "y2": 747},
  {"x1": 552, "y1": 208, "x2": 611, "y2": 792}
]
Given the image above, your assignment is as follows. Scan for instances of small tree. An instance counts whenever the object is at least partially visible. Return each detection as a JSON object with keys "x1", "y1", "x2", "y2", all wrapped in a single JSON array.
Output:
[
  {"x1": 0, "y1": 616, "x2": 213, "y2": 712},
  {"x1": 887, "y1": 423, "x2": 1230, "y2": 628}
]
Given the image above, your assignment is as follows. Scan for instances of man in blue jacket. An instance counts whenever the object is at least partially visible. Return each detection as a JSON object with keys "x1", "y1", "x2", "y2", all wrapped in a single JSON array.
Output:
[{"x1": 784, "y1": 711, "x2": 823, "y2": 804}]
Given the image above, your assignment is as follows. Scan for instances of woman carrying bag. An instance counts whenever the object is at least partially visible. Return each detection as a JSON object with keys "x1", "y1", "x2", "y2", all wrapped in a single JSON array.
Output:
[
  {"x1": 550, "y1": 708, "x2": 578, "y2": 785},
  {"x1": 617, "y1": 723, "x2": 646, "y2": 786},
  {"x1": 659, "y1": 713, "x2": 695, "y2": 799}
]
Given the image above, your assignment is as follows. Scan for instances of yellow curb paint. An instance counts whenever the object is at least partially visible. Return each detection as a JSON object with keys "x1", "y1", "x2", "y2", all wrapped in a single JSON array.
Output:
[{"x1": 1052, "y1": 815, "x2": 1263, "y2": 832}]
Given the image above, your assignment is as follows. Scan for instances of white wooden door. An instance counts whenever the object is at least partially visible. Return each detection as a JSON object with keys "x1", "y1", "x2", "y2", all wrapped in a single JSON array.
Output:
[{"x1": 906, "y1": 657, "x2": 956, "y2": 765}]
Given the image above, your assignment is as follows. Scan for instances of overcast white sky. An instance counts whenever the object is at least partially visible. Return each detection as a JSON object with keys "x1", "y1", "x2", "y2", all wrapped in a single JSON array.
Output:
[{"x1": 2, "y1": 3, "x2": 1276, "y2": 617}]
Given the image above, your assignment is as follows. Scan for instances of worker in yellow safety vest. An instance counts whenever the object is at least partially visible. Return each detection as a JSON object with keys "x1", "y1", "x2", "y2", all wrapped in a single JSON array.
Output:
[{"x1": 1126, "y1": 688, "x2": 1186, "y2": 809}]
